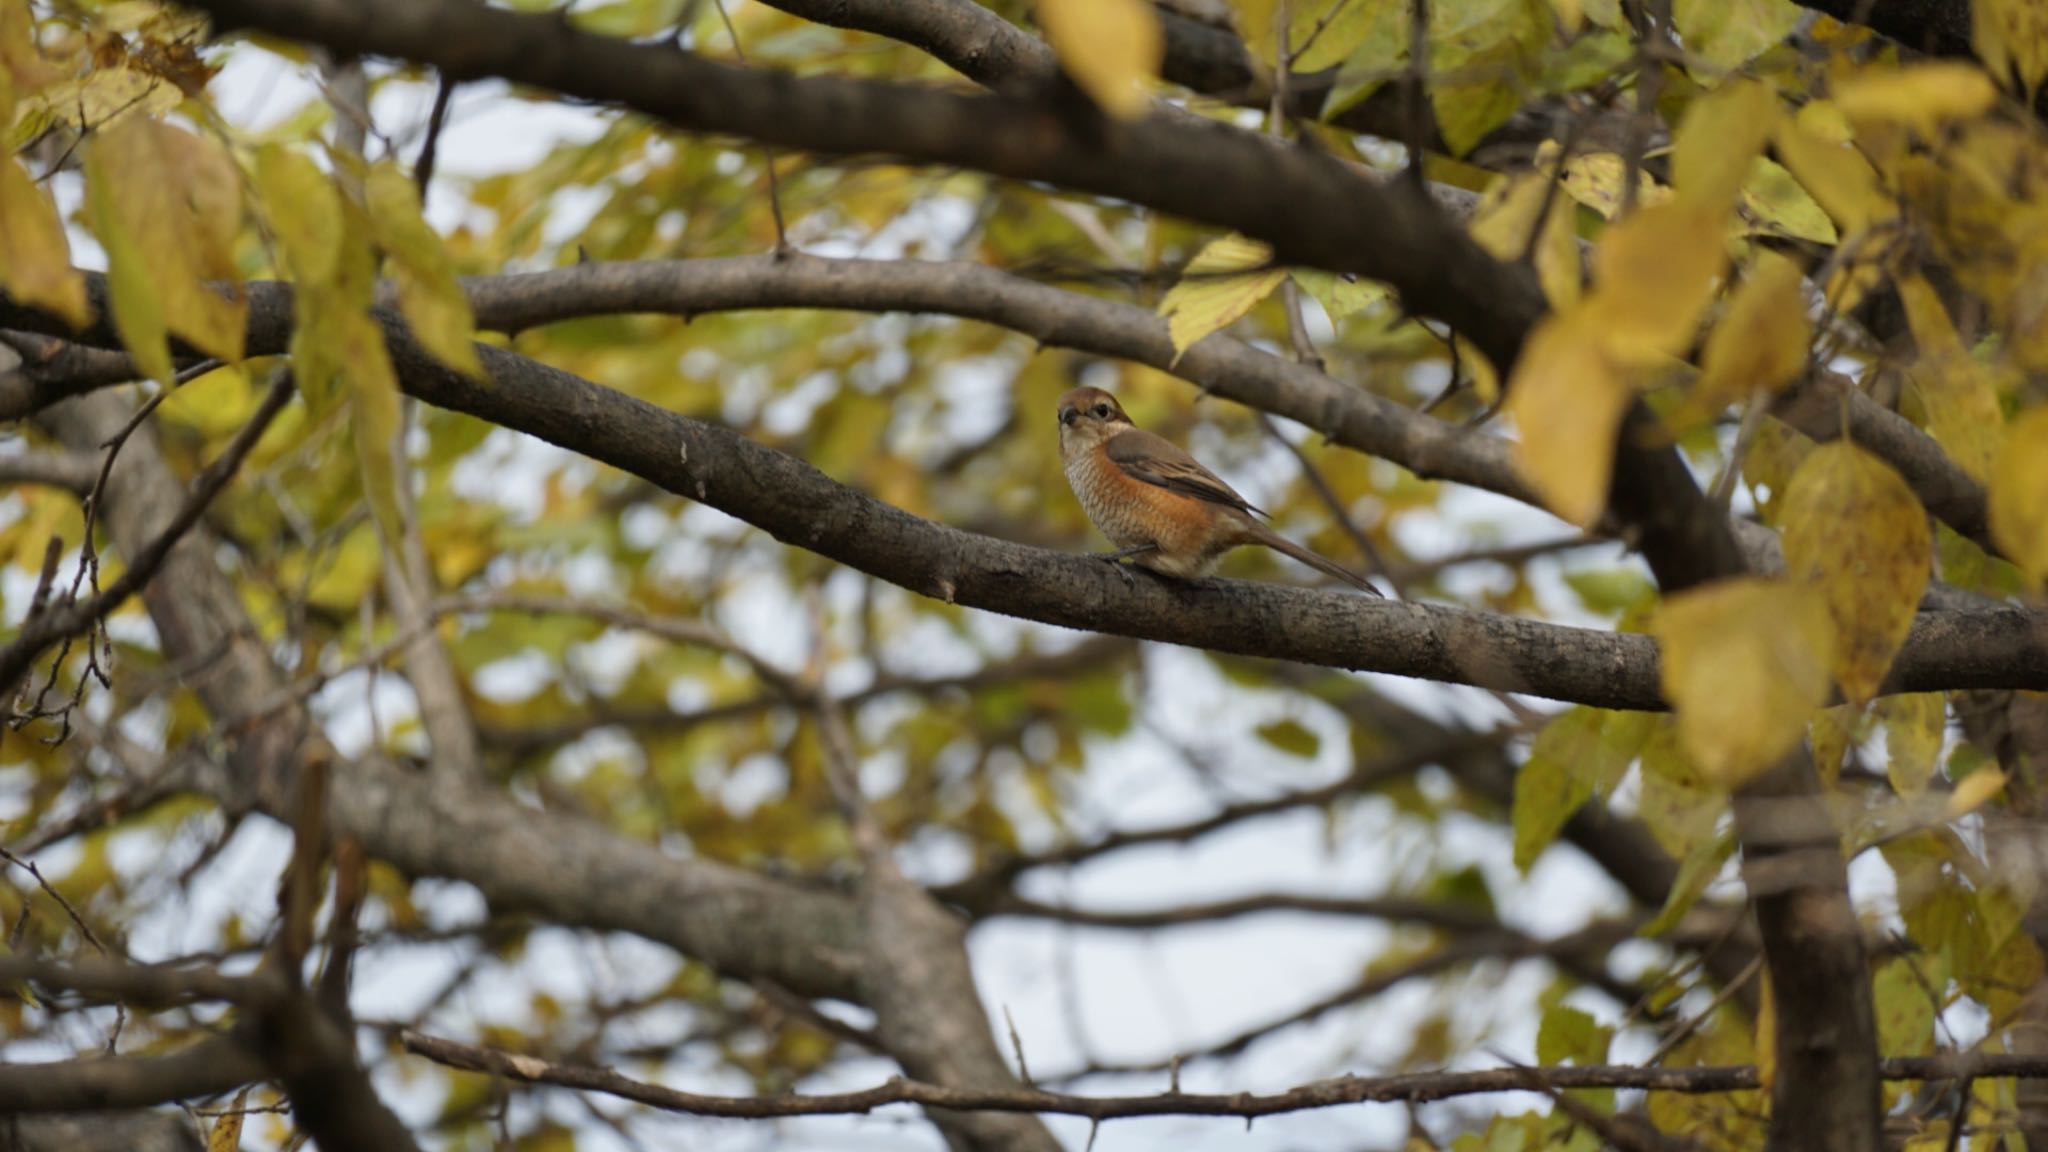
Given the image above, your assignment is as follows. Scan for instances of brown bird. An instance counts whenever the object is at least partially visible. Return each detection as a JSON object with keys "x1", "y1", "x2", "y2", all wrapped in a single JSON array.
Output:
[{"x1": 1057, "y1": 386, "x2": 1380, "y2": 594}]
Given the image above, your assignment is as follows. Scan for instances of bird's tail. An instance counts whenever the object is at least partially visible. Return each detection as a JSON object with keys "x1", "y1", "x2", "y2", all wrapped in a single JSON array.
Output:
[{"x1": 1250, "y1": 524, "x2": 1383, "y2": 596}]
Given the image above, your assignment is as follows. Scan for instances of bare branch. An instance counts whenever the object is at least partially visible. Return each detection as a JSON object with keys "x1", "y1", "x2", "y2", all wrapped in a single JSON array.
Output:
[{"x1": 398, "y1": 1030, "x2": 2048, "y2": 1121}]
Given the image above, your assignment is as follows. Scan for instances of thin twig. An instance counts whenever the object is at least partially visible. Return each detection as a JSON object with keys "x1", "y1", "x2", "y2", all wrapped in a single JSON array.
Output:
[{"x1": 397, "y1": 1031, "x2": 2048, "y2": 1122}]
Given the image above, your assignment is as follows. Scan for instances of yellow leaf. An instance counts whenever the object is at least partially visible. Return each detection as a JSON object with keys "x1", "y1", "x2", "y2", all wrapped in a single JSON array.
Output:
[
  {"x1": 352, "y1": 353, "x2": 405, "y2": 546},
  {"x1": 1911, "y1": 360, "x2": 2005, "y2": 487},
  {"x1": 0, "y1": 155, "x2": 86, "y2": 328},
  {"x1": 1673, "y1": 0, "x2": 1801, "y2": 74},
  {"x1": 1947, "y1": 767, "x2": 2010, "y2": 819},
  {"x1": 1231, "y1": 0, "x2": 1281, "y2": 66},
  {"x1": 1896, "y1": 273, "x2": 1964, "y2": 358},
  {"x1": 1037, "y1": 0, "x2": 1161, "y2": 119},
  {"x1": 24, "y1": 65, "x2": 181, "y2": 134},
  {"x1": 1468, "y1": 169, "x2": 1582, "y2": 309},
  {"x1": 207, "y1": 1088, "x2": 250, "y2": 1152},
  {"x1": 1779, "y1": 443, "x2": 1930, "y2": 702},
  {"x1": 83, "y1": 118, "x2": 247, "y2": 382},
  {"x1": 1671, "y1": 77, "x2": 1779, "y2": 211},
  {"x1": 1773, "y1": 114, "x2": 1896, "y2": 236},
  {"x1": 1877, "y1": 692, "x2": 1945, "y2": 797},
  {"x1": 1741, "y1": 157, "x2": 1838, "y2": 244},
  {"x1": 1504, "y1": 306, "x2": 1632, "y2": 527},
  {"x1": 0, "y1": 0, "x2": 59, "y2": 120},
  {"x1": 1833, "y1": 62, "x2": 2000, "y2": 135},
  {"x1": 1990, "y1": 408, "x2": 2048, "y2": 588},
  {"x1": 1653, "y1": 577, "x2": 1835, "y2": 785},
  {"x1": 1159, "y1": 233, "x2": 1287, "y2": 361},
  {"x1": 1560, "y1": 152, "x2": 1665, "y2": 219},
  {"x1": 1591, "y1": 199, "x2": 1728, "y2": 362},
  {"x1": 1772, "y1": 112, "x2": 1896, "y2": 309},
  {"x1": 1895, "y1": 275, "x2": 2007, "y2": 484},
  {"x1": 1974, "y1": 0, "x2": 2048, "y2": 101},
  {"x1": 366, "y1": 162, "x2": 485, "y2": 380},
  {"x1": 1691, "y1": 250, "x2": 1811, "y2": 415},
  {"x1": 256, "y1": 145, "x2": 344, "y2": 285}
]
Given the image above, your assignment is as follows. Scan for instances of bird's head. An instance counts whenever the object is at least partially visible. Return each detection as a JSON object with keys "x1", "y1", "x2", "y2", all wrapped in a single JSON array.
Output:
[{"x1": 1056, "y1": 386, "x2": 1134, "y2": 454}]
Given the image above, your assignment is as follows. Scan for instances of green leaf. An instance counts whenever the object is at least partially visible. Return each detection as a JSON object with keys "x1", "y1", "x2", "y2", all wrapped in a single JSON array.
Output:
[
  {"x1": 1510, "y1": 708, "x2": 1641, "y2": 872},
  {"x1": 1537, "y1": 1002, "x2": 1612, "y2": 1066},
  {"x1": 1643, "y1": 830, "x2": 1735, "y2": 935},
  {"x1": 1290, "y1": 268, "x2": 1389, "y2": 323},
  {"x1": 1636, "y1": 718, "x2": 1724, "y2": 859},
  {"x1": 1255, "y1": 718, "x2": 1320, "y2": 758},
  {"x1": 1563, "y1": 567, "x2": 1656, "y2": 616}
]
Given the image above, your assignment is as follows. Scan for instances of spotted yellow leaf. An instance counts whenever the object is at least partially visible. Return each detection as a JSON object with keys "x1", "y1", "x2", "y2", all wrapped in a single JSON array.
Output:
[
  {"x1": 1779, "y1": 443, "x2": 1930, "y2": 702},
  {"x1": 207, "y1": 1088, "x2": 250, "y2": 1152}
]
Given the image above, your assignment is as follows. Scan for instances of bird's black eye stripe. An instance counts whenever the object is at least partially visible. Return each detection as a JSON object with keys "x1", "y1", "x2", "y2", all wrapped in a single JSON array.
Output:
[{"x1": 1094, "y1": 404, "x2": 1110, "y2": 418}]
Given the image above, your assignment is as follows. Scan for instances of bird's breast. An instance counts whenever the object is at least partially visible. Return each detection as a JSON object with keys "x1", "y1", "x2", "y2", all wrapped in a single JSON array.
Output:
[{"x1": 1064, "y1": 448, "x2": 1235, "y2": 575}]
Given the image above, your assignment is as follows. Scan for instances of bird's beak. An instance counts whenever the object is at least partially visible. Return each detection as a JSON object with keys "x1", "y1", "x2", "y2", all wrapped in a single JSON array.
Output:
[{"x1": 1058, "y1": 407, "x2": 1078, "y2": 427}]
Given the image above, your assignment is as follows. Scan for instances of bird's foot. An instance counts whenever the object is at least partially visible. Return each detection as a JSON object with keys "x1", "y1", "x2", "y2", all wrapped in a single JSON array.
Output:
[{"x1": 1092, "y1": 545, "x2": 1154, "y2": 589}]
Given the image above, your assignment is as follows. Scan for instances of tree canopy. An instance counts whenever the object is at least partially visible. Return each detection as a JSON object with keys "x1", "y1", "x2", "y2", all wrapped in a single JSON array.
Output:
[{"x1": 3, "y1": 0, "x2": 2048, "y2": 1150}]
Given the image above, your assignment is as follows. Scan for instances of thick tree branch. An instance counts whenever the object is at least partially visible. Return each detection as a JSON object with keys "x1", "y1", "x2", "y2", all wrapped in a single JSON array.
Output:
[
  {"x1": 13, "y1": 279, "x2": 2042, "y2": 709},
  {"x1": 179, "y1": 0, "x2": 1547, "y2": 373}
]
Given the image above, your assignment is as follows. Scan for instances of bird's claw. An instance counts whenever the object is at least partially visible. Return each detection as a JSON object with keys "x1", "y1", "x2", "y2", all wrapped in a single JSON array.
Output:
[{"x1": 1089, "y1": 549, "x2": 1144, "y2": 589}]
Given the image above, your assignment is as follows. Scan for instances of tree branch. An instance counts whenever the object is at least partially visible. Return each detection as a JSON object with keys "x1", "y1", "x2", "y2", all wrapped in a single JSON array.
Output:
[
  {"x1": 179, "y1": 0, "x2": 1547, "y2": 373},
  {"x1": 398, "y1": 1030, "x2": 2048, "y2": 1121}
]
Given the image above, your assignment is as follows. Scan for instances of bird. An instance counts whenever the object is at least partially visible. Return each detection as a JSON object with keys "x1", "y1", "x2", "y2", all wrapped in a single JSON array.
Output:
[{"x1": 1056, "y1": 386, "x2": 1381, "y2": 594}]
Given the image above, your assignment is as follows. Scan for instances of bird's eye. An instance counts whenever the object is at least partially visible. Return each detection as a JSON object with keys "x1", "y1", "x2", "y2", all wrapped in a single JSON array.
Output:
[{"x1": 1093, "y1": 404, "x2": 1111, "y2": 418}]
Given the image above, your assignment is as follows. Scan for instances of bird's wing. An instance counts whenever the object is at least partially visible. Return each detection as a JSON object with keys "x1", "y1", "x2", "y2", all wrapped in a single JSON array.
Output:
[{"x1": 1104, "y1": 428, "x2": 1266, "y2": 517}]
